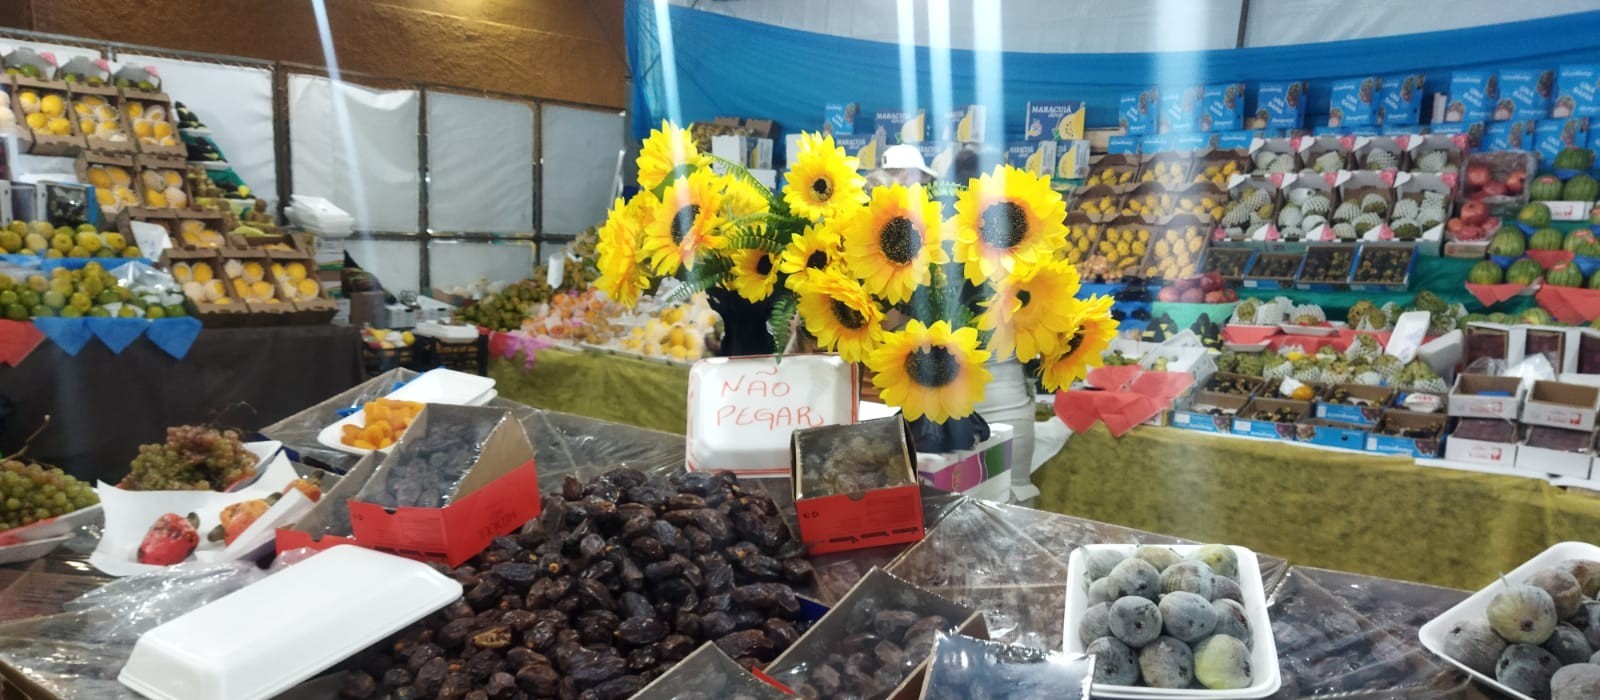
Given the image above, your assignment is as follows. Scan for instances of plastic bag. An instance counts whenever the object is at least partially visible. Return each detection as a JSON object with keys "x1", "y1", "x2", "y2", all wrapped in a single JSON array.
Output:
[{"x1": 922, "y1": 632, "x2": 1094, "y2": 700}]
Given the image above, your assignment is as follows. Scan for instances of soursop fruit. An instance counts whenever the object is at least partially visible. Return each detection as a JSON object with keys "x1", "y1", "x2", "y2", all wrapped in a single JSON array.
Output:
[
  {"x1": 1415, "y1": 149, "x2": 1449, "y2": 173},
  {"x1": 1333, "y1": 222, "x2": 1357, "y2": 240},
  {"x1": 1353, "y1": 212, "x2": 1384, "y2": 235},
  {"x1": 1280, "y1": 226, "x2": 1303, "y2": 240},
  {"x1": 1391, "y1": 217, "x2": 1421, "y2": 240},
  {"x1": 1303, "y1": 194, "x2": 1332, "y2": 215},
  {"x1": 1236, "y1": 187, "x2": 1269, "y2": 212},
  {"x1": 1361, "y1": 193, "x2": 1390, "y2": 216},
  {"x1": 1278, "y1": 204, "x2": 1304, "y2": 228},
  {"x1": 1314, "y1": 151, "x2": 1345, "y2": 173},
  {"x1": 1252, "y1": 151, "x2": 1277, "y2": 171},
  {"x1": 1365, "y1": 148, "x2": 1398, "y2": 171},
  {"x1": 1392, "y1": 198, "x2": 1420, "y2": 221},
  {"x1": 1422, "y1": 190, "x2": 1449, "y2": 209},
  {"x1": 1267, "y1": 154, "x2": 1294, "y2": 173},
  {"x1": 1302, "y1": 214, "x2": 1328, "y2": 232},
  {"x1": 1332, "y1": 201, "x2": 1361, "y2": 223}
]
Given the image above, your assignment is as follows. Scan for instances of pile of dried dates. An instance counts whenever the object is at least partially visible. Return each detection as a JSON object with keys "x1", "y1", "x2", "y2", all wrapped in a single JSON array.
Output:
[
  {"x1": 782, "y1": 610, "x2": 955, "y2": 697},
  {"x1": 798, "y1": 433, "x2": 909, "y2": 499},
  {"x1": 361, "y1": 413, "x2": 499, "y2": 509},
  {"x1": 1300, "y1": 247, "x2": 1354, "y2": 282},
  {"x1": 339, "y1": 469, "x2": 816, "y2": 700}
]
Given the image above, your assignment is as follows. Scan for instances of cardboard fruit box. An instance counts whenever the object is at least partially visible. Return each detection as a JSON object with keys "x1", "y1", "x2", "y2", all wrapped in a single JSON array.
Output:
[
  {"x1": 163, "y1": 247, "x2": 250, "y2": 328},
  {"x1": 347, "y1": 404, "x2": 540, "y2": 567},
  {"x1": 67, "y1": 82, "x2": 135, "y2": 154},
  {"x1": 131, "y1": 154, "x2": 192, "y2": 215},
  {"x1": 78, "y1": 152, "x2": 139, "y2": 218},
  {"x1": 1448, "y1": 374, "x2": 1524, "y2": 420},
  {"x1": 790, "y1": 416, "x2": 924, "y2": 556},
  {"x1": 1366, "y1": 410, "x2": 1447, "y2": 458},
  {"x1": 1171, "y1": 390, "x2": 1248, "y2": 434},
  {"x1": 275, "y1": 452, "x2": 381, "y2": 555},
  {"x1": 1444, "y1": 418, "x2": 1520, "y2": 469},
  {"x1": 1232, "y1": 397, "x2": 1314, "y2": 440},
  {"x1": 1523, "y1": 380, "x2": 1600, "y2": 432},
  {"x1": 119, "y1": 90, "x2": 185, "y2": 157},
  {"x1": 1317, "y1": 383, "x2": 1395, "y2": 426},
  {"x1": 13, "y1": 76, "x2": 86, "y2": 156},
  {"x1": 634, "y1": 642, "x2": 795, "y2": 699},
  {"x1": 765, "y1": 568, "x2": 988, "y2": 700}
]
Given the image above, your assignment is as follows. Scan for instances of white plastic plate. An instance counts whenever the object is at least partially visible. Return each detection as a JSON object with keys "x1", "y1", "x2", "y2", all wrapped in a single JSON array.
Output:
[
  {"x1": 1277, "y1": 324, "x2": 1337, "y2": 337},
  {"x1": 1419, "y1": 541, "x2": 1600, "y2": 700},
  {"x1": 0, "y1": 534, "x2": 70, "y2": 565},
  {"x1": 0, "y1": 503, "x2": 102, "y2": 545},
  {"x1": 119, "y1": 546, "x2": 462, "y2": 700},
  {"x1": 315, "y1": 368, "x2": 496, "y2": 456},
  {"x1": 1064, "y1": 544, "x2": 1281, "y2": 699}
]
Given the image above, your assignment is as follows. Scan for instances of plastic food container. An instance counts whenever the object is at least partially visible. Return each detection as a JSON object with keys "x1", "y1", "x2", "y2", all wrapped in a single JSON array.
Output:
[
  {"x1": 1419, "y1": 541, "x2": 1600, "y2": 700},
  {"x1": 1063, "y1": 544, "x2": 1281, "y2": 699},
  {"x1": 316, "y1": 368, "x2": 496, "y2": 456},
  {"x1": 118, "y1": 545, "x2": 462, "y2": 700}
]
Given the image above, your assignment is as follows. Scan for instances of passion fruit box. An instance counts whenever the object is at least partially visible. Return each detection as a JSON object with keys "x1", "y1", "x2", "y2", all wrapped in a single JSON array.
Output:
[
  {"x1": 13, "y1": 76, "x2": 86, "y2": 156},
  {"x1": 1365, "y1": 410, "x2": 1447, "y2": 458},
  {"x1": 1171, "y1": 390, "x2": 1248, "y2": 434}
]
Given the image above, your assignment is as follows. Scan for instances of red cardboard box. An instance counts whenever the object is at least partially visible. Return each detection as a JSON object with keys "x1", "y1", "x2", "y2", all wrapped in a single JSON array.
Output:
[
  {"x1": 791, "y1": 416, "x2": 924, "y2": 556},
  {"x1": 347, "y1": 404, "x2": 540, "y2": 566},
  {"x1": 276, "y1": 451, "x2": 380, "y2": 555}
]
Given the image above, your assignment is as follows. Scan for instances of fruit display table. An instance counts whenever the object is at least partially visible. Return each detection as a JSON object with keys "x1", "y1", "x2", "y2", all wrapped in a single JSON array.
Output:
[
  {"x1": 1233, "y1": 254, "x2": 1520, "y2": 317},
  {"x1": 0, "y1": 325, "x2": 363, "y2": 483},
  {"x1": 489, "y1": 346, "x2": 691, "y2": 434},
  {"x1": 1032, "y1": 423, "x2": 1600, "y2": 590}
]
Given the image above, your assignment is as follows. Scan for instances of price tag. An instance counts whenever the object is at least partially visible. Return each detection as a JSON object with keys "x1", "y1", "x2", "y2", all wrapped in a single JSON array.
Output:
[{"x1": 546, "y1": 254, "x2": 565, "y2": 288}]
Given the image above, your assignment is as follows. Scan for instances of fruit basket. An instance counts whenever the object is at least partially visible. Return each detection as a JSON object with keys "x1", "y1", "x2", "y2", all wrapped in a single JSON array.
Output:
[
  {"x1": 1294, "y1": 245, "x2": 1356, "y2": 291},
  {"x1": 1063, "y1": 544, "x2": 1281, "y2": 697},
  {"x1": 1350, "y1": 244, "x2": 1418, "y2": 292},
  {"x1": 1419, "y1": 542, "x2": 1600, "y2": 700},
  {"x1": 1241, "y1": 252, "x2": 1304, "y2": 290},
  {"x1": 1200, "y1": 247, "x2": 1256, "y2": 283},
  {"x1": 1062, "y1": 215, "x2": 1104, "y2": 265},
  {"x1": 1142, "y1": 224, "x2": 1208, "y2": 280}
]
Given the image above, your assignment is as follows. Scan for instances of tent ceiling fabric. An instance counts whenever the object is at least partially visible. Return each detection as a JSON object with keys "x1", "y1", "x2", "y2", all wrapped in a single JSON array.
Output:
[{"x1": 667, "y1": 0, "x2": 1600, "y2": 52}]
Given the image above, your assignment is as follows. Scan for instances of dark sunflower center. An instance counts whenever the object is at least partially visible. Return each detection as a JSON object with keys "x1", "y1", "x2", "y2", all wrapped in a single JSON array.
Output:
[
  {"x1": 1016, "y1": 290, "x2": 1032, "y2": 307},
  {"x1": 811, "y1": 177, "x2": 832, "y2": 199},
  {"x1": 670, "y1": 204, "x2": 701, "y2": 245},
  {"x1": 905, "y1": 346, "x2": 961, "y2": 388},
  {"x1": 1063, "y1": 328, "x2": 1085, "y2": 355},
  {"x1": 979, "y1": 201, "x2": 1029, "y2": 250},
  {"x1": 878, "y1": 216, "x2": 922, "y2": 264},
  {"x1": 806, "y1": 250, "x2": 829, "y2": 270},
  {"x1": 830, "y1": 300, "x2": 866, "y2": 329},
  {"x1": 755, "y1": 254, "x2": 773, "y2": 276}
]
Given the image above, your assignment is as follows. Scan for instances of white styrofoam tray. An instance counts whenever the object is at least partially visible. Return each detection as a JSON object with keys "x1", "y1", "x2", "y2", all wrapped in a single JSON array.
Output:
[
  {"x1": 0, "y1": 503, "x2": 102, "y2": 545},
  {"x1": 315, "y1": 368, "x2": 496, "y2": 456},
  {"x1": 1064, "y1": 544, "x2": 1281, "y2": 699},
  {"x1": 0, "y1": 534, "x2": 70, "y2": 565},
  {"x1": 1277, "y1": 324, "x2": 1338, "y2": 337},
  {"x1": 1418, "y1": 541, "x2": 1600, "y2": 700},
  {"x1": 119, "y1": 545, "x2": 462, "y2": 700}
]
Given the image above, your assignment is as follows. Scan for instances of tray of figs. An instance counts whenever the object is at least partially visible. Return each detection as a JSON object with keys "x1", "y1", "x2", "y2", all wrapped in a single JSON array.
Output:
[
  {"x1": 1241, "y1": 252, "x2": 1305, "y2": 290},
  {"x1": 1350, "y1": 244, "x2": 1418, "y2": 292},
  {"x1": 1294, "y1": 245, "x2": 1356, "y2": 291},
  {"x1": 1200, "y1": 247, "x2": 1257, "y2": 283}
]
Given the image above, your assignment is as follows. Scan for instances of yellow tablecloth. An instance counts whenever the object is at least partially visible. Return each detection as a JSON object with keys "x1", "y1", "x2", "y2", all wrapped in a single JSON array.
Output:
[
  {"x1": 1032, "y1": 424, "x2": 1600, "y2": 590},
  {"x1": 491, "y1": 349, "x2": 1600, "y2": 590}
]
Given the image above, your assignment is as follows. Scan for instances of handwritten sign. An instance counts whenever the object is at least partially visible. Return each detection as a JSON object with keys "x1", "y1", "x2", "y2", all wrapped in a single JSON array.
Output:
[{"x1": 686, "y1": 355, "x2": 855, "y2": 477}]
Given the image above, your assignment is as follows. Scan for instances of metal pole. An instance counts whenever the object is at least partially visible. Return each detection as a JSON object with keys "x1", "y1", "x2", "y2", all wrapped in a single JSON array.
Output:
[
  {"x1": 1236, "y1": 0, "x2": 1251, "y2": 49},
  {"x1": 418, "y1": 88, "x2": 431, "y2": 293}
]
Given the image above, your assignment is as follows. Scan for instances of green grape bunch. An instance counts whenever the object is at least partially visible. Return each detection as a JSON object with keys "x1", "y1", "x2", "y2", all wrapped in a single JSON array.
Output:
[
  {"x1": 119, "y1": 425, "x2": 261, "y2": 491},
  {"x1": 0, "y1": 459, "x2": 99, "y2": 532}
]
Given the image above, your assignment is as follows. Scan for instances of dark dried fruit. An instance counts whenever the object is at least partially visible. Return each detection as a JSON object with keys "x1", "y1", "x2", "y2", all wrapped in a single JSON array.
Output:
[
  {"x1": 339, "y1": 671, "x2": 377, "y2": 698},
  {"x1": 472, "y1": 626, "x2": 513, "y2": 650},
  {"x1": 616, "y1": 617, "x2": 669, "y2": 645},
  {"x1": 715, "y1": 629, "x2": 775, "y2": 659}
]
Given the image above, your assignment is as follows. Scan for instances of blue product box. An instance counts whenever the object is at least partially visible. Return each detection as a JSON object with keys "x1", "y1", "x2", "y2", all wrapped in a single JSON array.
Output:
[
  {"x1": 874, "y1": 109, "x2": 927, "y2": 144},
  {"x1": 1231, "y1": 398, "x2": 1312, "y2": 441},
  {"x1": 1005, "y1": 141, "x2": 1057, "y2": 178},
  {"x1": 944, "y1": 105, "x2": 985, "y2": 143},
  {"x1": 1314, "y1": 384, "x2": 1395, "y2": 426},
  {"x1": 1303, "y1": 419, "x2": 1369, "y2": 450},
  {"x1": 1256, "y1": 81, "x2": 1308, "y2": 130},
  {"x1": 1106, "y1": 135, "x2": 1142, "y2": 155},
  {"x1": 1024, "y1": 100, "x2": 1085, "y2": 141},
  {"x1": 1121, "y1": 89, "x2": 1158, "y2": 136},
  {"x1": 1445, "y1": 71, "x2": 1499, "y2": 123},
  {"x1": 1500, "y1": 69, "x2": 1556, "y2": 121},
  {"x1": 1202, "y1": 83, "x2": 1246, "y2": 132},
  {"x1": 1485, "y1": 120, "x2": 1538, "y2": 151},
  {"x1": 833, "y1": 134, "x2": 879, "y2": 170},
  {"x1": 1141, "y1": 133, "x2": 1178, "y2": 154},
  {"x1": 1535, "y1": 118, "x2": 1590, "y2": 166},
  {"x1": 1171, "y1": 409, "x2": 1237, "y2": 434},
  {"x1": 1215, "y1": 130, "x2": 1258, "y2": 151},
  {"x1": 825, "y1": 102, "x2": 859, "y2": 136},
  {"x1": 1330, "y1": 77, "x2": 1384, "y2": 128},
  {"x1": 1555, "y1": 64, "x2": 1600, "y2": 118},
  {"x1": 1364, "y1": 410, "x2": 1446, "y2": 457},
  {"x1": 1430, "y1": 121, "x2": 1486, "y2": 150},
  {"x1": 1175, "y1": 132, "x2": 1218, "y2": 153},
  {"x1": 1161, "y1": 87, "x2": 1202, "y2": 133},
  {"x1": 1381, "y1": 73, "x2": 1426, "y2": 126}
]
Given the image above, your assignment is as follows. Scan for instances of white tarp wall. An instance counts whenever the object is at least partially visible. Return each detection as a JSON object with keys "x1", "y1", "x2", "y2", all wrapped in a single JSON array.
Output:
[
  {"x1": 116, "y1": 54, "x2": 277, "y2": 210},
  {"x1": 540, "y1": 104, "x2": 626, "y2": 235},
  {"x1": 425, "y1": 92, "x2": 535, "y2": 233},
  {"x1": 288, "y1": 74, "x2": 421, "y2": 233},
  {"x1": 669, "y1": 0, "x2": 1600, "y2": 52}
]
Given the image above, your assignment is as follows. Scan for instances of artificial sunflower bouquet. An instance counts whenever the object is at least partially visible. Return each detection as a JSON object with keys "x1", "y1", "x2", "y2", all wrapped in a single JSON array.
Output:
[{"x1": 595, "y1": 121, "x2": 1118, "y2": 442}]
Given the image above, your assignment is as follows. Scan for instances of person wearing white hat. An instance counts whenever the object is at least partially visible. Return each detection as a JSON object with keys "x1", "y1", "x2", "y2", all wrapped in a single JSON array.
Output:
[{"x1": 877, "y1": 143, "x2": 937, "y2": 188}]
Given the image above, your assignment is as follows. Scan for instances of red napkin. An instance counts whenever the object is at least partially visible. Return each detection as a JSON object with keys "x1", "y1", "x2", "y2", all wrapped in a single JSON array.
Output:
[
  {"x1": 1222, "y1": 325, "x2": 1279, "y2": 346},
  {"x1": 1055, "y1": 390, "x2": 1102, "y2": 433},
  {"x1": 1537, "y1": 286, "x2": 1600, "y2": 325},
  {"x1": 1528, "y1": 250, "x2": 1576, "y2": 270},
  {"x1": 0, "y1": 321, "x2": 45, "y2": 366},
  {"x1": 1466, "y1": 282, "x2": 1533, "y2": 307},
  {"x1": 1086, "y1": 365, "x2": 1142, "y2": 391},
  {"x1": 1129, "y1": 371, "x2": 1196, "y2": 403},
  {"x1": 1097, "y1": 391, "x2": 1166, "y2": 437}
]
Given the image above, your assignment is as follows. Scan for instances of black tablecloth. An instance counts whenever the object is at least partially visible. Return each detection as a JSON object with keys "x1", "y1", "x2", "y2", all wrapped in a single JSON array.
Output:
[{"x1": 0, "y1": 325, "x2": 363, "y2": 483}]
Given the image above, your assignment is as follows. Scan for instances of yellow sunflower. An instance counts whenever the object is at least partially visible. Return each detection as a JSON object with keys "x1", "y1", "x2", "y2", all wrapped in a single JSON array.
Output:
[
  {"x1": 1039, "y1": 295, "x2": 1119, "y2": 391},
  {"x1": 953, "y1": 164, "x2": 1068, "y2": 283},
  {"x1": 842, "y1": 184, "x2": 948, "y2": 304},
  {"x1": 868, "y1": 319, "x2": 991, "y2": 423},
  {"x1": 783, "y1": 132, "x2": 866, "y2": 220},
  {"x1": 595, "y1": 194, "x2": 652, "y2": 306},
  {"x1": 636, "y1": 121, "x2": 707, "y2": 192},
  {"x1": 721, "y1": 174, "x2": 771, "y2": 220},
  {"x1": 726, "y1": 249, "x2": 780, "y2": 302},
  {"x1": 794, "y1": 268, "x2": 884, "y2": 362},
  {"x1": 978, "y1": 254, "x2": 1082, "y2": 362},
  {"x1": 641, "y1": 170, "x2": 726, "y2": 274},
  {"x1": 779, "y1": 223, "x2": 844, "y2": 289}
]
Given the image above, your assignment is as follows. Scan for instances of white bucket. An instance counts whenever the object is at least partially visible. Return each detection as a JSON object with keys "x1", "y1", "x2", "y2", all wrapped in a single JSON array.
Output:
[{"x1": 974, "y1": 359, "x2": 1034, "y2": 496}]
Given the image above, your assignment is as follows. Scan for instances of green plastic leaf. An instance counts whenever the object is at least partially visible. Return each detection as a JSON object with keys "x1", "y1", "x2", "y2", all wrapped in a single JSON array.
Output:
[
  {"x1": 767, "y1": 292, "x2": 799, "y2": 359},
  {"x1": 706, "y1": 154, "x2": 781, "y2": 208},
  {"x1": 663, "y1": 257, "x2": 733, "y2": 305}
]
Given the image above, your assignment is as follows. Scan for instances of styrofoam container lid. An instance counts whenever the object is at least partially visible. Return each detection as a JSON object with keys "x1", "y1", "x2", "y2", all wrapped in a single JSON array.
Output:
[
  {"x1": 119, "y1": 545, "x2": 462, "y2": 700},
  {"x1": 316, "y1": 368, "x2": 496, "y2": 456}
]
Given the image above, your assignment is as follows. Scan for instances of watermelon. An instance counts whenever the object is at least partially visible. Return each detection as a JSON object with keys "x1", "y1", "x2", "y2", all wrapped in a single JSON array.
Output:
[
  {"x1": 1547, "y1": 262, "x2": 1585, "y2": 287},
  {"x1": 1489, "y1": 227, "x2": 1527, "y2": 257},
  {"x1": 1507, "y1": 258, "x2": 1544, "y2": 285},
  {"x1": 1565, "y1": 229, "x2": 1598, "y2": 252},
  {"x1": 1578, "y1": 240, "x2": 1600, "y2": 258},
  {"x1": 1490, "y1": 312, "x2": 1514, "y2": 324},
  {"x1": 1520, "y1": 307, "x2": 1555, "y2": 325},
  {"x1": 1565, "y1": 174, "x2": 1600, "y2": 202},
  {"x1": 1591, "y1": 270, "x2": 1600, "y2": 290},
  {"x1": 1468, "y1": 260, "x2": 1504, "y2": 284},
  {"x1": 1519, "y1": 202, "x2": 1553, "y2": 228},
  {"x1": 1529, "y1": 175, "x2": 1565, "y2": 202},
  {"x1": 1555, "y1": 147, "x2": 1596, "y2": 172},
  {"x1": 1530, "y1": 227, "x2": 1565, "y2": 251}
]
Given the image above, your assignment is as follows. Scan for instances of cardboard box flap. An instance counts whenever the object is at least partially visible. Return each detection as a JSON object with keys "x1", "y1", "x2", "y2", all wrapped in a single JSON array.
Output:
[
  {"x1": 355, "y1": 404, "x2": 532, "y2": 508},
  {"x1": 635, "y1": 643, "x2": 791, "y2": 699},
  {"x1": 284, "y1": 452, "x2": 381, "y2": 541},
  {"x1": 791, "y1": 416, "x2": 916, "y2": 500}
]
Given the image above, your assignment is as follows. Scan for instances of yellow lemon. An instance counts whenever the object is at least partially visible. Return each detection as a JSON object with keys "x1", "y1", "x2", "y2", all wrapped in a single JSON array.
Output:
[
  {"x1": 46, "y1": 117, "x2": 71, "y2": 135},
  {"x1": 17, "y1": 91, "x2": 39, "y2": 115},
  {"x1": 39, "y1": 93, "x2": 63, "y2": 117},
  {"x1": 95, "y1": 188, "x2": 115, "y2": 206},
  {"x1": 132, "y1": 119, "x2": 153, "y2": 139},
  {"x1": 24, "y1": 112, "x2": 46, "y2": 130},
  {"x1": 73, "y1": 102, "x2": 92, "y2": 116},
  {"x1": 125, "y1": 102, "x2": 143, "y2": 119},
  {"x1": 115, "y1": 186, "x2": 139, "y2": 205},
  {"x1": 153, "y1": 120, "x2": 172, "y2": 138},
  {"x1": 108, "y1": 166, "x2": 132, "y2": 186}
]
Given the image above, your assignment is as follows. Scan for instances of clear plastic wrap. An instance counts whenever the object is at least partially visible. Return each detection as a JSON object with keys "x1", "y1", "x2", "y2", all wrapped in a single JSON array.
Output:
[
  {"x1": 1267, "y1": 566, "x2": 1469, "y2": 698},
  {"x1": 261, "y1": 368, "x2": 421, "y2": 472},
  {"x1": 922, "y1": 632, "x2": 1095, "y2": 700},
  {"x1": 0, "y1": 561, "x2": 265, "y2": 700},
  {"x1": 352, "y1": 404, "x2": 508, "y2": 508},
  {"x1": 632, "y1": 642, "x2": 792, "y2": 700}
]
